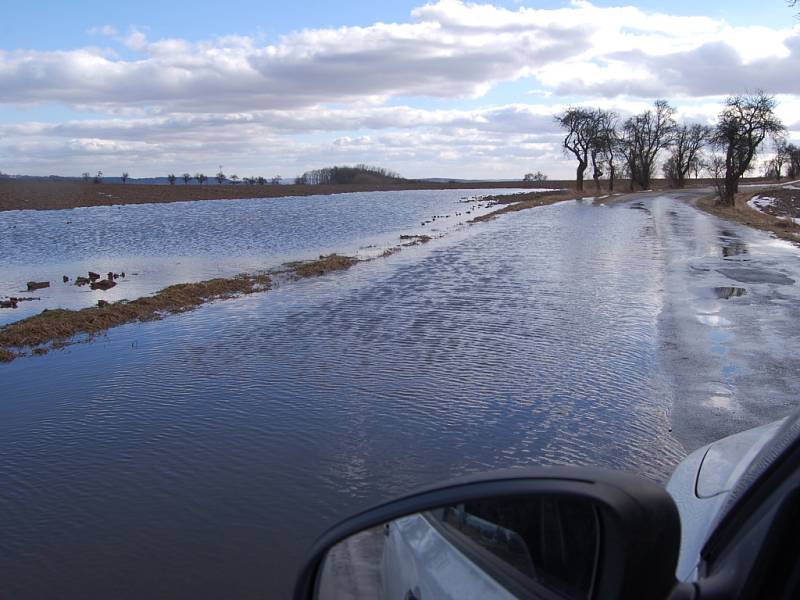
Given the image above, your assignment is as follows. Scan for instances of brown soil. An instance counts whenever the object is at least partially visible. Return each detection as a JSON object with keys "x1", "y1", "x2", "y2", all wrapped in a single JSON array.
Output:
[
  {"x1": 286, "y1": 254, "x2": 359, "y2": 278},
  {"x1": 1, "y1": 179, "x2": 565, "y2": 212},
  {"x1": 0, "y1": 274, "x2": 271, "y2": 361},
  {"x1": 696, "y1": 189, "x2": 800, "y2": 246}
]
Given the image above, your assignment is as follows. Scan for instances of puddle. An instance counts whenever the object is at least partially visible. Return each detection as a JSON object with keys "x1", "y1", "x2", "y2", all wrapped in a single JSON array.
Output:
[
  {"x1": 716, "y1": 267, "x2": 796, "y2": 286},
  {"x1": 713, "y1": 287, "x2": 747, "y2": 299},
  {"x1": 718, "y1": 229, "x2": 749, "y2": 258}
]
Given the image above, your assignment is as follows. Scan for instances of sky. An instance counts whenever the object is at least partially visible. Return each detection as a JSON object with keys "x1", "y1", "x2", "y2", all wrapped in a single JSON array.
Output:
[{"x1": 0, "y1": 0, "x2": 798, "y2": 180}]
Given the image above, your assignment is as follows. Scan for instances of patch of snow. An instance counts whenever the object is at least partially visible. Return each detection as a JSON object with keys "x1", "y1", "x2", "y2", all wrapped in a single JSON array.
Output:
[
  {"x1": 747, "y1": 195, "x2": 777, "y2": 213},
  {"x1": 748, "y1": 195, "x2": 800, "y2": 225}
]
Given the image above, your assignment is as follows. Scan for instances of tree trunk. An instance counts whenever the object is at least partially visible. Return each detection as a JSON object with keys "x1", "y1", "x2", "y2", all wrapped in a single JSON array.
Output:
[
  {"x1": 722, "y1": 173, "x2": 737, "y2": 206},
  {"x1": 576, "y1": 163, "x2": 586, "y2": 192},
  {"x1": 608, "y1": 164, "x2": 615, "y2": 192}
]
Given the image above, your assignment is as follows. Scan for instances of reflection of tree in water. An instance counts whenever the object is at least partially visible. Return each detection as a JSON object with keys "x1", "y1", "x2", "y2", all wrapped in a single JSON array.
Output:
[
  {"x1": 714, "y1": 287, "x2": 747, "y2": 299},
  {"x1": 718, "y1": 229, "x2": 748, "y2": 257}
]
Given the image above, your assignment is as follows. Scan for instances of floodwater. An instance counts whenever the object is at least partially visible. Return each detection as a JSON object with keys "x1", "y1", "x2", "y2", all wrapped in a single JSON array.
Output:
[
  {"x1": 2, "y1": 190, "x2": 800, "y2": 599},
  {"x1": 0, "y1": 188, "x2": 514, "y2": 324}
]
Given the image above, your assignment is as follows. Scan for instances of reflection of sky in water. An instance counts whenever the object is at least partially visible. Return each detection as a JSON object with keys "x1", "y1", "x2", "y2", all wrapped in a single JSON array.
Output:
[
  {"x1": 0, "y1": 188, "x2": 519, "y2": 324},
  {"x1": 2, "y1": 193, "x2": 800, "y2": 598}
]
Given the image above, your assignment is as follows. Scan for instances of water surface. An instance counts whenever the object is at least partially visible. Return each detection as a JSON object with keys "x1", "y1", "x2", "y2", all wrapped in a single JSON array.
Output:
[
  {"x1": 2, "y1": 192, "x2": 800, "y2": 599},
  {"x1": 0, "y1": 188, "x2": 513, "y2": 324}
]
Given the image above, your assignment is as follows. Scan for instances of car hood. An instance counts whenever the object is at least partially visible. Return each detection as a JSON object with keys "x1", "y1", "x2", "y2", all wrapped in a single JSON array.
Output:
[{"x1": 666, "y1": 418, "x2": 785, "y2": 581}]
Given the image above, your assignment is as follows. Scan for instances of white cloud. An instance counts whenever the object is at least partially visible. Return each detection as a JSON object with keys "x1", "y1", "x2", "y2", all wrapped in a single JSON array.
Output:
[
  {"x1": 1, "y1": 1, "x2": 799, "y2": 178},
  {"x1": 4, "y1": 1, "x2": 796, "y2": 113},
  {"x1": 87, "y1": 25, "x2": 118, "y2": 37}
]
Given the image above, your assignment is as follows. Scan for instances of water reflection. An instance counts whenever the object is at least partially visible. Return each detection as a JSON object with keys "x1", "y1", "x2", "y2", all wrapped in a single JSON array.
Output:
[
  {"x1": 718, "y1": 229, "x2": 749, "y2": 259},
  {"x1": 0, "y1": 188, "x2": 514, "y2": 324},
  {"x1": 713, "y1": 287, "x2": 747, "y2": 299}
]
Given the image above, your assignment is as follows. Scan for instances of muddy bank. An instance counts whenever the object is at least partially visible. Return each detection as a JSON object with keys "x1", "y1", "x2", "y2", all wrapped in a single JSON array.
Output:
[
  {"x1": 0, "y1": 179, "x2": 564, "y2": 212},
  {"x1": 0, "y1": 254, "x2": 361, "y2": 362},
  {"x1": 470, "y1": 189, "x2": 596, "y2": 222}
]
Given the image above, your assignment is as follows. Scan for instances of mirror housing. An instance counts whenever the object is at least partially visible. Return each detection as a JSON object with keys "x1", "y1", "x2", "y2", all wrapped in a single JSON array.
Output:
[{"x1": 294, "y1": 467, "x2": 681, "y2": 599}]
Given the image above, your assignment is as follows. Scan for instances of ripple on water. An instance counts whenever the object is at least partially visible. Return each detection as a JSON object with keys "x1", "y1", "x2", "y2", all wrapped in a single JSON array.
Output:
[
  {"x1": 0, "y1": 198, "x2": 685, "y2": 599},
  {"x1": 0, "y1": 188, "x2": 516, "y2": 324}
]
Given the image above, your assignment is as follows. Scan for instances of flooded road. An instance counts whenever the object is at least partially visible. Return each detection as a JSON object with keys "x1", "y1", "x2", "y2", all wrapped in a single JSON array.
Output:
[{"x1": 1, "y1": 191, "x2": 799, "y2": 598}]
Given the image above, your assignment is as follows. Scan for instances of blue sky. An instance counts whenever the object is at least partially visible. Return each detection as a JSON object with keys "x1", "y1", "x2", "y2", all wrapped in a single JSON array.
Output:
[{"x1": 0, "y1": 1, "x2": 798, "y2": 179}]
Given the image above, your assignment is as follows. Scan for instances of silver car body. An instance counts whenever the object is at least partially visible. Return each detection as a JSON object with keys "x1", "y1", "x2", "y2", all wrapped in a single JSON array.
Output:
[{"x1": 665, "y1": 418, "x2": 786, "y2": 581}]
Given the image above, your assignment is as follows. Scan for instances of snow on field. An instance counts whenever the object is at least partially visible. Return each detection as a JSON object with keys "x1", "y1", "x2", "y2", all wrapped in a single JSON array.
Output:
[{"x1": 748, "y1": 195, "x2": 777, "y2": 212}]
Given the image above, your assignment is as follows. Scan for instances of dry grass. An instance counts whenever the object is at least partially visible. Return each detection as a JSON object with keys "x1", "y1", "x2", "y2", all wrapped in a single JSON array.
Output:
[
  {"x1": 470, "y1": 189, "x2": 596, "y2": 223},
  {"x1": 399, "y1": 234, "x2": 433, "y2": 245},
  {"x1": 0, "y1": 273, "x2": 271, "y2": 360},
  {"x1": 287, "y1": 254, "x2": 359, "y2": 278},
  {"x1": 696, "y1": 190, "x2": 800, "y2": 245}
]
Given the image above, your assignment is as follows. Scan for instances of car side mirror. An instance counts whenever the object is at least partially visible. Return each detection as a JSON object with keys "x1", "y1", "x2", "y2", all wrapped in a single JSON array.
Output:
[{"x1": 294, "y1": 467, "x2": 682, "y2": 599}]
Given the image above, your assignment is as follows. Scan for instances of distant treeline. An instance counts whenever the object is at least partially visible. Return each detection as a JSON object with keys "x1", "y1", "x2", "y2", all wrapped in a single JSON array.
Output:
[{"x1": 295, "y1": 164, "x2": 403, "y2": 185}]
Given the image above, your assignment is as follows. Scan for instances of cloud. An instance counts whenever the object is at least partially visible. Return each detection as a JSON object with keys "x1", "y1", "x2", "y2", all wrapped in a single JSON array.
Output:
[
  {"x1": 545, "y1": 33, "x2": 800, "y2": 98},
  {"x1": 1, "y1": 1, "x2": 799, "y2": 178},
  {"x1": 3, "y1": 1, "x2": 795, "y2": 114},
  {"x1": 87, "y1": 25, "x2": 118, "y2": 37}
]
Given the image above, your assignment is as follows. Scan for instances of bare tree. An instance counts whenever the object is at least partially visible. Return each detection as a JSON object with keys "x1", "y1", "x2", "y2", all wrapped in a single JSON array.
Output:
[
  {"x1": 271, "y1": 175, "x2": 282, "y2": 185},
  {"x1": 713, "y1": 92, "x2": 785, "y2": 205},
  {"x1": 93, "y1": 170, "x2": 103, "y2": 184},
  {"x1": 773, "y1": 139, "x2": 791, "y2": 181},
  {"x1": 121, "y1": 172, "x2": 129, "y2": 184},
  {"x1": 663, "y1": 123, "x2": 712, "y2": 188},
  {"x1": 555, "y1": 108, "x2": 597, "y2": 191},
  {"x1": 230, "y1": 174, "x2": 240, "y2": 184},
  {"x1": 595, "y1": 110, "x2": 619, "y2": 192},
  {"x1": 523, "y1": 171, "x2": 548, "y2": 182},
  {"x1": 256, "y1": 176, "x2": 266, "y2": 185},
  {"x1": 215, "y1": 171, "x2": 226, "y2": 184},
  {"x1": 787, "y1": 143, "x2": 800, "y2": 178},
  {"x1": 168, "y1": 173, "x2": 176, "y2": 185},
  {"x1": 182, "y1": 173, "x2": 191, "y2": 184},
  {"x1": 586, "y1": 109, "x2": 618, "y2": 192},
  {"x1": 708, "y1": 154, "x2": 728, "y2": 201},
  {"x1": 195, "y1": 173, "x2": 207, "y2": 184},
  {"x1": 617, "y1": 100, "x2": 676, "y2": 190},
  {"x1": 297, "y1": 165, "x2": 402, "y2": 185},
  {"x1": 82, "y1": 172, "x2": 91, "y2": 182}
]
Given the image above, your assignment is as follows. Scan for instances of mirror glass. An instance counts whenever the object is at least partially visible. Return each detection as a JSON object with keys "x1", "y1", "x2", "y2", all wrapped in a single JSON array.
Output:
[{"x1": 316, "y1": 494, "x2": 600, "y2": 599}]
